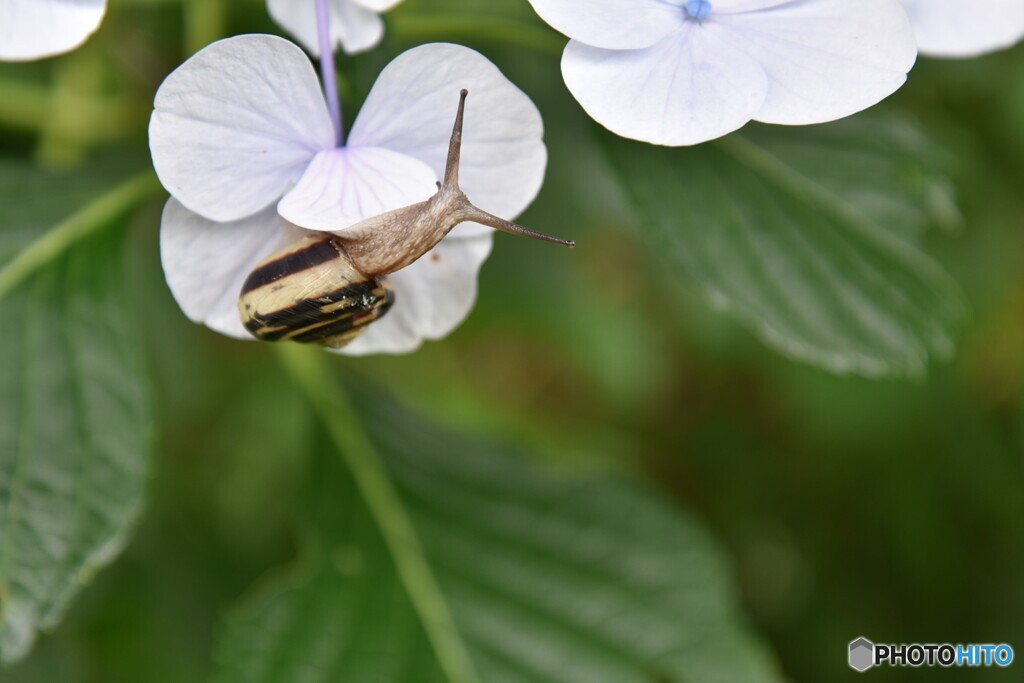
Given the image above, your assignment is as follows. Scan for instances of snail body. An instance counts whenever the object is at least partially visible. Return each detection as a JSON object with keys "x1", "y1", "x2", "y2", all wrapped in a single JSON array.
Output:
[{"x1": 237, "y1": 89, "x2": 574, "y2": 349}]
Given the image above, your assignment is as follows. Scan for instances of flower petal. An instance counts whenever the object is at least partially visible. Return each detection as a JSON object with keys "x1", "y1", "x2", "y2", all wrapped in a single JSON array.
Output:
[
  {"x1": 161, "y1": 199, "x2": 289, "y2": 340},
  {"x1": 149, "y1": 34, "x2": 334, "y2": 223},
  {"x1": 901, "y1": 0, "x2": 1024, "y2": 58},
  {"x1": 348, "y1": 43, "x2": 546, "y2": 238},
  {"x1": 719, "y1": 0, "x2": 916, "y2": 125},
  {"x1": 0, "y1": 0, "x2": 106, "y2": 61},
  {"x1": 526, "y1": 0, "x2": 684, "y2": 50},
  {"x1": 353, "y1": 0, "x2": 404, "y2": 12},
  {"x1": 265, "y1": 0, "x2": 320, "y2": 55},
  {"x1": 333, "y1": 0, "x2": 385, "y2": 52},
  {"x1": 267, "y1": 0, "x2": 385, "y2": 56},
  {"x1": 711, "y1": 0, "x2": 818, "y2": 11},
  {"x1": 561, "y1": 26, "x2": 769, "y2": 146},
  {"x1": 277, "y1": 146, "x2": 437, "y2": 232},
  {"x1": 337, "y1": 234, "x2": 494, "y2": 355}
]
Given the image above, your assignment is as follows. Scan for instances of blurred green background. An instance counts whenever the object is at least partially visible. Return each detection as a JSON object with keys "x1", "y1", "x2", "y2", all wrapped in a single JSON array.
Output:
[{"x1": 1, "y1": 0, "x2": 1023, "y2": 681}]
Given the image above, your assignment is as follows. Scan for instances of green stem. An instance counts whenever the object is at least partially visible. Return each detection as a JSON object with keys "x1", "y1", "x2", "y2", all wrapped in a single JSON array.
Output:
[
  {"x1": 389, "y1": 14, "x2": 564, "y2": 56},
  {"x1": 0, "y1": 172, "x2": 160, "y2": 302},
  {"x1": 184, "y1": 0, "x2": 226, "y2": 55},
  {"x1": 276, "y1": 346, "x2": 481, "y2": 683},
  {"x1": 0, "y1": 78, "x2": 52, "y2": 131},
  {"x1": 0, "y1": 77, "x2": 138, "y2": 140}
]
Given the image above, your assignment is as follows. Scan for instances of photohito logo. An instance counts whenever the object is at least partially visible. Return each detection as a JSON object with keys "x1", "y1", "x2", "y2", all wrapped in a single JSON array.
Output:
[{"x1": 848, "y1": 637, "x2": 1014, "y2": 672}]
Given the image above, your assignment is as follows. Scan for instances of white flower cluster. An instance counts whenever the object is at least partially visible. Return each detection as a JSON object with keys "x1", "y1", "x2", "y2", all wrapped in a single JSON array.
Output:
[
  {"x1": 3, "y1": 0, "x2": 1024, "y2": 354},
  {"x1": 526, "y1": 0, "x2": 1024, "y2": 145},
  {"x1": 151, "y1": 37, "x2": 545, "y2": 355},
  {"x1": 267, "y1": 0, "x2": 403, "y2": 55}
]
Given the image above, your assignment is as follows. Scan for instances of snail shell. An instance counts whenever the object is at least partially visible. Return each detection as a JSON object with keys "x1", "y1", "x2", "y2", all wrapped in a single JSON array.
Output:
[
  {"x1": 238, "y1": 234, "x2": 394, "y2": 348},
  {"x1": 237, "y1": 89, "x2": 574, "y2": 350}
]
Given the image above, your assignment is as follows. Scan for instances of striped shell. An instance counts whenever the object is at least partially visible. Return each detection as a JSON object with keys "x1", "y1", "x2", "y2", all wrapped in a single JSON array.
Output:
[{"x1": 238, "y1": 234, "x2": 395, "y2": 349}]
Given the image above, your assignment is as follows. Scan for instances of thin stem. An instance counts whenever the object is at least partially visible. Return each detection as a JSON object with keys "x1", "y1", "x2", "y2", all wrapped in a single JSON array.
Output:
[
  {"x1": 185, "y1": 0, "x2": 226, "y2": 55},
  {"x1": 276, "y1": 346, "x2": 481, "y2": 683},
  {"x1": 0, "y1": 76, "x2": 139, "y2": 141},
  {"x1": 0, "y1": 172, "x2": 160, "y2": 303},
  {"x1": 315, "y1": 0, "x2": 343, "y2": 146}
]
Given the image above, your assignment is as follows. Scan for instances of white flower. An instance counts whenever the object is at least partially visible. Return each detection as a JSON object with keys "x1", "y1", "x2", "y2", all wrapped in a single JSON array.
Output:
[
  {"x1": 901, "y1": 0, "x2": 1024, "y2": 58},
  {"x1": 149, "y1": 36, "x2": 545, "y2": 355},
  {"x1": 267, "y1": 0, "x2": 404, "y2": 55},
  {"x1": 0, "y1": 0, "x2": 106, "y2": 61},
  {"x1": 526, "y1": 0, "x2": 918, "y2": 146}
]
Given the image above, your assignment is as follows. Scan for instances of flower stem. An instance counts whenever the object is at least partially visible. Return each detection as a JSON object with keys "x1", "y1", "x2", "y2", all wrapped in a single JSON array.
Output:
[
  {"x1": 276, "y1": 346, "x2": 481, "y2": 683},
  {"x1": 184, "y1": 0, "x2": 226, "y2": 55},
  {"x1": 0, "y1": 76, "x2": 140, "y2": 143},
  {"x1": 315, "y1": 0, "x2": 343, "y2": 146}
]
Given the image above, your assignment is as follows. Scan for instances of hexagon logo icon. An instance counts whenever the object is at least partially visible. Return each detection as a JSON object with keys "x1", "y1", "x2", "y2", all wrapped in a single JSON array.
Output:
[{"x1": 849, "y1": 637, "x2": 875, "y2": 672}]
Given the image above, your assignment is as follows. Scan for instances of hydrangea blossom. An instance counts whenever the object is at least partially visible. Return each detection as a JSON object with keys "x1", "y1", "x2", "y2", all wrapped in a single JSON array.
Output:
[
  {"x1": 0, "y1": 0, "x2": 106, "y2": 61},
  {"x1": 267, "y1": 0, "x2": 404, "y2": 55},
  {"x1": 526, "y1": 0, "x2": 917, "y2": 146},
  {"x1": 901, "y1": 0, "x2": 1024, "y2": 58},
  {"x1": 150, "y1": 36, "x2": 545, "y2": 355}
]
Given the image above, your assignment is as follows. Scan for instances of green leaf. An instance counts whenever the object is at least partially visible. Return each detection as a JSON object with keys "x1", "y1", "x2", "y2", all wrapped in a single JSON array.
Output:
[
  {"x1": 606, "y1": 114, "x2": 966, "y2": 377},
  {"x1": 213, "y1": 349, "x2": 782, "y2": 683},
  {"x1": 0, "y1": 164, "x2": 156, "y2": 662},
  {"x1": 741, "y1": 115, "x2": 962, "y2": 238},
  {"x1": 213, "y1": 461, "x2": 448, "y2": 683}
]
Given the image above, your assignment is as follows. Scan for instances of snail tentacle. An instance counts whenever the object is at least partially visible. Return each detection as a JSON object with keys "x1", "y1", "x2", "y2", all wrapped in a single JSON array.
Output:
[{"x1": 339, "y1": 89, "x2": 574, "y2": 276}]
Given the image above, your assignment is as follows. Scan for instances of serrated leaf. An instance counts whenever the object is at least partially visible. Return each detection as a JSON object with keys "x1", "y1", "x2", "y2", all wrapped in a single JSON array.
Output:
[
  {"x1": 213, "y1": 461, "x2": 448, "y2": 683},
  {"x1": 213, "y1": 358, "x2": 782, "y2": 683},
  {"x1": 607, "y1": 115, "x2": 966, "y2": 377},
  {"x1": 0, "y1": 164, "x2": 154, "y2": 662},
  {"x1": 0, "y1": 157, "x2": 146, "y2": 264},
  {"x1": 742, "y1": 115, "x2": 962, "y2": 238}
]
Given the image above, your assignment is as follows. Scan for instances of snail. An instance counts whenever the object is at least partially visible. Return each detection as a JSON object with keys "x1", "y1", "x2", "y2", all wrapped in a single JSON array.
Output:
[{"x1": 238, "y1": 89, "x2": 574, "y2": 349}]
